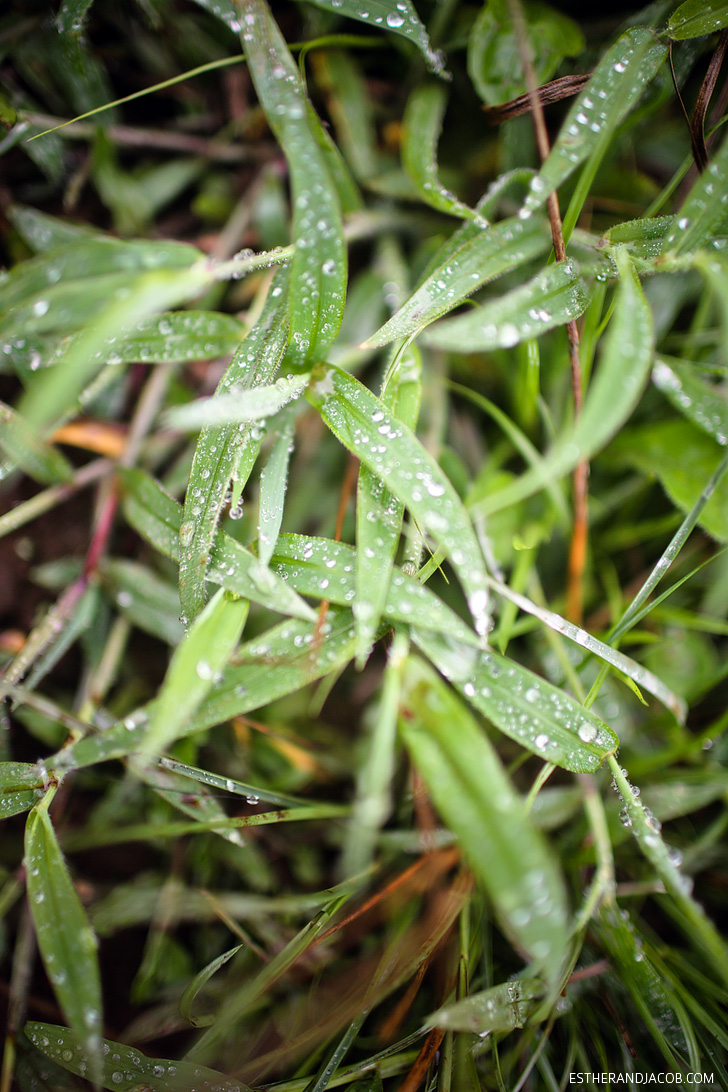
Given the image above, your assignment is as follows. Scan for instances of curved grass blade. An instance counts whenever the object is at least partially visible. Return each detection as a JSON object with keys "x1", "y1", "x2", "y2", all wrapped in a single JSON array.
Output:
[
  {"x1": 362, "y1": 214, "x2": 550, "y2": 348},
  {"x1": 0, "y1": 401, "x2": 73, "y2": 485},
  {"x1": 0, "y1": 762, "x2": 46, "y2": 820},
  {"x1": 402, "y1": 83, "x2": 477, "y2": 221},
  {"x1": 411, "y1": 628, "x2": 618, "y2": 773},
  {"x1": 155, "y1": 757, "x2": 313, "y2": 809},
  {"x1": 520, "y1": 28, "x2": 667, "y2": 217},
  {"x1": 652, "y1": 357, "x2": 728, "y2": 446},
  {"x1": 423, "y1": 259, "x2": 590, "y2": 352},
  {"x1": 24, "y1": 800, "x2": 103, "y2": 1086},
  {"x1": 240, "y1": 0, "x2": 346, "y2": 367},
  {"x1": 399, "y1": 657, "x2": 570, "y2": 994},
  {"x1": 179, "y1": 268, "x2": 290, "y2": 622},
  {"x1": 355, "y1": 347, "x2": 421, "y2": 665},
  {"x1": 668, "y1": 0, "x2": 728, "y2": 40},
  {"x1": 304, "y1": 0, "x2": 444, "y2": 73},
  {"x1": 662, "y1": 140, "x2": 728, "y2": 256},
  {"x1": 473, "y1": 247, "x2": 653, "y2": 517},
  {"x1": 270, "y1": 534, "x2": 479, "y2": 645},
  {"x1": 24, "y1": 1021, "x2": 248, "y2": 1092},
  {"x1": 307, "y1": 363, "x2": 491, "y2": 637},
  {"x1": 141, "y1": 589, "x2": 249, "y2": 756},
  {"x1": 258, "y1": 420, "x2": 295, "y2": 566},
  {"x1": 166, "y1": 374, "x2": 307, "y2": 429},
  {"x1": 180, "y1": 944, "x2": 243, "y2": 1027},
  {"x1": 426, "y1": 977, "x2": 543, "y2": 1034},
  {"x1": 120, "y1": 468, "x2": 315, "y2": 622}
]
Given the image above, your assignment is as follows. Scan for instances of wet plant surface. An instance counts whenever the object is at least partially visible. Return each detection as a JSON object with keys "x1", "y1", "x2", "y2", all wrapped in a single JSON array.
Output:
[{"x1": 2, "y1": 0, "x2": 728, "y2": 1087}]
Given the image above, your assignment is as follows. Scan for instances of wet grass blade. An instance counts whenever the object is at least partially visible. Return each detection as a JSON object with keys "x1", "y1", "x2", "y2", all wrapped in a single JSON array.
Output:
[
  {"x1": 423, "y1": 259, "x2": 590, "y2": 352},
  {"x1": 520, "y1": 28, "x2": 667, "y2": 217},
  {"x1": 399, "y1": 657, "x2": 570, "y2": 995},
  {"x1": 141, "y1": 588, "x2": 249, "y2": 756},
  {"x1": 0, "y1": 762, "x2": 46, "y2": 820},
  {"x1": 426, "y1": 977, "x2": 543, "y2": 1034},
  {"x1": 362, "y1": 214, "x2": 550, "y2": 348},
  {"x1": 652, "y1": 357, "x2": 728, "y2": 446},
  {"x1": 662, "y1": 140, "x2": 728, "y2": 256},
  {"x1": 668, "y1": 0, "x2": 728, "y2": 40},
  {"x1": 402, "y1": 83, "x2": 477, "y2": 221},
  {"x1": 307, "y1": 363, "x2": 491, "y2": 637},
  {"x1": 166, "y1": 374, "x2": 307, "y2": 430},
  {"x1": 355, "y1": 346, "x2": 421, "y2": 665},
  {"x1": 179, "y1": 268, "x2": 290, "y2": 622},
  {"x1": 0, "y1": 400, "x2": 74, "y2": 484},
  {"x1": 240, "y1": 0, "x2": 346, "y2": 367},
  {"x1": 24, "y1": 798, "x2": 103, "y2": 1086},
  {"x1": 304, "y1": 1, "x2": 444, "y2": 73},
  {"x1": 411, "y1": 627, "x2": 618, "y2": 773},
  {"x1": 258, "y1": 419, "x2": 295, "y2": 566},
  {"x1": 24, "y1": 1021, "x2": 247, "y2": 1091}
]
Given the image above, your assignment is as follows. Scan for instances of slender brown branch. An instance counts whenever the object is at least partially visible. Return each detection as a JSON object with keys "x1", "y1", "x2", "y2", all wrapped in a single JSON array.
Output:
[
  {"x1": 507, "y1": 0, "x2": 587, "y2": 623},
  {"x1": 690, "y1": 31, "x2": 728, "y2": 172},
  {"x1": 482, "y1": 73, "x2": 591, "y2": 124}
]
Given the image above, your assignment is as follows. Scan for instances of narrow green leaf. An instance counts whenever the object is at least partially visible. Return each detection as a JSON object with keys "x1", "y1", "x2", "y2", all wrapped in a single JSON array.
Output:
[
  {"x1": 141, "y1": 589, "x2": 249, "y2": 755},
  {"x1": 411, "y1": 627, "x2": 618, "y2": 773},
  {"x1": 24, "y1": 1021, "x2": 247, "y2": 1092},
  {"x1": 427, "y1": 977, "x2": 543, "y2": 1033},
  {"x1": 423, "y1": 259, "x2": 590, "y2": 352},
  {"x1": 179, "y1": 268, "x2": 290, "y2": 622},
  {"x1": 362, "y1": 214, "x2": 551, "y2": 348},
  {"x1": 520, "y1": 28, "x2": 667, "y2": 216},
  {"x1": 473, "y1": 247, "x2": 653, "y2": 516},
  {"x1": 49, "y1": 311, "x2": 245, "y2": 367},
  {"x1": 270, "y1": 534, "x2": 478, "y2": 645},
  {"x1": 120, "y1": 467, "x2": 316, "y2": 622},
  {"x1": 0, "y1": 762, "x2": 46, "y2": 820},
  {"x1": 155, "y1": 756, "x2": 313, "y2": 809},
  {"x1": 662, "y1": 140, "x2": 728, "y2": 255},
  {"x1": 355, "y1": 346, "x2": 421, "y2": 665},
  {"x1": 668, "y1": 0, "x2": 728, "y2": 40},
  {"x1": 99, "y1": 559, "x2": 184, "y2": 646},
  {"x1": 0, "y1": 401, "x2": 73, "y2": 485},
  {"x1": 166, "y1": 374, "x2": 307, "y2": 429},
  {"x1": 56, "y1": 0, "x2": 96, "y2": 34},
  {"x1": 399, "y1": 657, "x2": 570, "y2": 993},
  {"x1": 304, "y1": 0, "x2": 444, "y2": 73},
  {"x1": 653, "y1": 357, "x2": 728, "y2": 446},
  {"x1": 258, "y1": 420, "x2": 295, "y2": 566},
  {"x1": 307, "y1": 363, "x2": 491, "y2": 637},
  {"x1": 24, "y1": 803, "x2": 103, "y2": 1086},
  {"x1": 402, "y1": 83, "x2": 477, "y2": 221},
  {"x1": 179, "y1": 945, "x2": 243, "y2": 1027},
  {"x1": 8, "y1": 205, "x2": 99, "y2": 252},
  {"x1": 240, "y1": 0, "x2": 346, "y2": 366}
]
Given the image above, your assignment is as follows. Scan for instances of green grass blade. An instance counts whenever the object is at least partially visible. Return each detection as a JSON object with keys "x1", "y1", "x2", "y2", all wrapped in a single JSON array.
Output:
[
  {"x1": 179, "y1": 944, "x2": 243, "y2": 1027},
  {"x1": 24, "y1": 800, "x2": 103, "y2": 1086},
  {"x1": 355, "y1": 346, "x2": 422, "y2": 665},
  {"x1": 304, "y1": 0, "x2": 444, "y2": 73},
  {"x1": 668, "y1": 0, "x2": 728, "y2": 39},
  {"x1": 474, "y1": 247, "x2": 653, "y2": 517},
  {"x1": 426, "y1": 977, "x2": 543, "y2": 1034},
  {"x1": 120, "y1": 468, "x2": 316, "y2": 622},
  {"x1": 307, "y1": 363, "x2": 491, "y2": 637},
  {"x1": 141, "y1": 588, "x2": 249, "y2": 756},
  {"x1": 0, "y1": 762, "x2": 46, "y2": 820},
  {"x1": 652, "y1": 357, "x2": 728, "y2": 446},
  {"x1": 24, "y1": 1021, "x2": 247, "y2": 1091},
  {"x1": 166, "y1": 374, "x2": 307, "y2": 430},
  {"x1": 258, "y1": 420, "x2": 295, "y2": 566},
  {"x1": 424, "y1": 260, "x2": 590, "y2": 352},
  {"x1": 179, "y1": 268, "x2": 290, "y2": 622},
  {"x1": 154, "y1": 757, "x2": 313, "y2": 809},
  {"x1": 411, "y1": 628, "x2": 618, "y2": 773},
  {"x1": 520, "y1": 28, "x2": 667, "y2": 217},
  {"x1": 399, "y1": 657, "x2": 570, "y2": 995},
  {"x1": 240, "y1": 0, "x2": 346, "y2": 367},
  {"x1": 402, "y1": 83, "x2": 476, "y2": 220},
  {"x1": 663, "y1": 143, "x2": 728, "y2": 256},
  {"x1": 0, "y1": 401, "x2": 73, "y2": 484},
  {"x1": 99, "y1": 559, "x2": 184, "y2": 646},
  {"x1": 362, "y1": 214, "x2": 551, "y2": 348}
]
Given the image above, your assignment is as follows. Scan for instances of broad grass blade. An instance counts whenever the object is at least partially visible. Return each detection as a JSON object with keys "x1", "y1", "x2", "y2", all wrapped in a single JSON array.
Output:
[
  {"x1": 474, "y1": 247, "x2": 653, "y2": 516},
  {"x1": 179, "y1": 268, "x2": 290, "y2": 622},
  {"x1": 399, "y1": 657, "x2": 570, "y2": 994},
  {"x1": 24, "y1": 1021, "x2": 247, "y2": 1091},
  {"x1": 362, "y1": 214, "x2": 550, "y2": 348},
  {"x1": 355, "y1": 346, "x2": 421, "y2": 665},
  {"x1": 81, "y1": 311, "x2": 244, "y2": 365},
  {"x1": 0, "y1": 401, "x2": 73, "y2": 484},
  {"x1": 423, "y1": 259, "x2": 590, "y2": 351},
  {"x1": 668, "y1": 0, "x2": 728, "y2": 39},
  {"x1": 141, "y1": 589, "x2": 249, "y2": 756},
  {"x1": 662, "y1": 141, "x2": 728, "y2": 256},
  {"x1": 411, "y1": 628, "x2": 618, "y2": 773},
  {"x1": 0, "y1": 762, "x2": 46, "y2": 820},
  {"x1": 307, "y1": 363, "x2": 491, "y2": 637},
  {"x1": 167, "y1": 374, "x2": 307, "y2": 429},
  {"x1": 9, "y1": 204, "x2": 99, "y2": 251},
  {"x1": 520, "y1": 28, "x2": 667, "y2": 216},
  {"x1": 24, "y1": 802, "x2": 103, "y2": 1085},
  {"x1": 402, "y1": 83, "x2": 477, "y2": 220},
  {"x1": 121, "y1": 467, "x2": 316, "y2": 621},
  {"x1": 305, "y1": 0, "x2": 444, "y2": 73},
  {"x1": 427, "y1": 977, "x2": 543, "y2": 1033},
  {"x1": 652, "y1": 357, "x2": 728, "y2": 446},
  {"x1": 240, "y1": 0, "x2": 346, "y2": 366}
]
